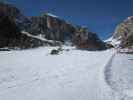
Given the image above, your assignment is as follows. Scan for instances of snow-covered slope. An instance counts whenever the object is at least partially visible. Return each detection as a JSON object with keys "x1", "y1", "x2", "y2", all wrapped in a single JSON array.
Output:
[
  {"x1": 0, "y1": 47, "x2": 113, "y2": 100},
  {"x1": 46, "y1": 13, "x2": 59, "y2": 18},
  {"x1": 105, "y1": 53, "x2": 133, "y2": 100},
  {"x1": 0, "y1": 47, "x2": 131, "y2": 100},
  {"x1": 105, "y1": 36, "x2": 121, "y2": 47},
  {"x1": 21, "y1": 31, "x2": 61, "y2": 44}
]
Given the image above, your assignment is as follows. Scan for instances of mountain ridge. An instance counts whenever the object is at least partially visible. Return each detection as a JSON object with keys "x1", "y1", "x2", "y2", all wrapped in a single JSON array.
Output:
[
  {"x1": 107, "y1": 16, "x2": 133, "y2": 49},
  {"x1": 0, "y1": 2, "x2": 106, "y2": 50}
]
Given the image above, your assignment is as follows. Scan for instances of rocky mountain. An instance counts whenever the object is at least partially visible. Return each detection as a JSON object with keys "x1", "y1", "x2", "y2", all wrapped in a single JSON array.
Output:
[
  {"x1": 27, "y1": 13, "x2": 106, "y2": 50},
  {"x1": 109, "y1": 16, "x2": 133, "y2": 48},
  {"x1": 27, "y1": 13, "x2": 75, "y2": 42},
  {"x1": 0, "y1": 14, "x2": 60, "y2": 50},
  {"x1": 0, "y1": 2, "x2": 31, "y2": 30},
  {"x1": 0, "y1": 3, "x2": 106, "y2": 50}
]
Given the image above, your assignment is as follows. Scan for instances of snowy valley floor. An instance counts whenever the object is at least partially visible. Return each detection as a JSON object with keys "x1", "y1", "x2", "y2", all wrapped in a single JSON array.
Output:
[
  {"x1": 105, "y1": 53, "x2": 133, "y2": 100},
  {"x1": 0, "y1": 47, "x2": 132, "y2": 100}
]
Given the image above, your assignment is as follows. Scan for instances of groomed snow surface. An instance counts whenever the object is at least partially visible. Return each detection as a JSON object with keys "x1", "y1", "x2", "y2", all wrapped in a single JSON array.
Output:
[{"x1": 0, "y1": 46, "x2": 132, "y2": 100}]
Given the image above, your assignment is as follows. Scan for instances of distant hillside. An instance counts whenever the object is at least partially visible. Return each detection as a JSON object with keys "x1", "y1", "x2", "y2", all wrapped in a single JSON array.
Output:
[
  {"x1": 0, "y1": 3, "x2": 106, "y2": 50},
  {"x1": 113, "y1": 17, "x2": 133, "y2": 48}
]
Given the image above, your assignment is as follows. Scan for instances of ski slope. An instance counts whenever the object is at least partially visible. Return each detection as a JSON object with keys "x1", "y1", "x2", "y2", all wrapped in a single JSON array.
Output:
[{"x1": 0, "y1": 46, "x2": 131, "y2": 100}]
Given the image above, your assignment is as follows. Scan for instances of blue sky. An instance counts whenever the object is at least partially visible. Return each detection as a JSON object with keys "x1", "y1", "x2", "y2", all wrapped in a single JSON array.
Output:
[{"x1": 6, "y1": 0, "x2": 133, "y2": 39}]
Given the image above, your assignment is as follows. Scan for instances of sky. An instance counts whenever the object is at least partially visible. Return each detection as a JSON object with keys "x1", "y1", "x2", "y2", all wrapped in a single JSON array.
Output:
[{"x1": 5, "y1": 0, "x2": 133, "y2": 39}]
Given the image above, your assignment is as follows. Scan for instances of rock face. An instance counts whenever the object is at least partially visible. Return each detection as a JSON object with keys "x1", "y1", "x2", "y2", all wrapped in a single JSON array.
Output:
[
  {"x1": 113, "y1": 16, "x2": 133, "y2": 48},
  {"x1": 27, "y1": 14, "x2": 75, "y2": 42},
  {"x1": 0, "y1": 3, "x2": 30, "y2": 30},
  {"x1": 73, "y1": 27, "x2": 106, "y2": 50},
  {"x1": 0, "y1": 15, "x2": 57, "y2": 49},
  {"x1": 27, "y1": 14, "x2": 106, "y2": 50},
  {"x1": 0, "y1": 15, "x2": 19, "y2": 48},
  {"x1": 0, "y1": 3, "x2": 106, "y2": 50}
]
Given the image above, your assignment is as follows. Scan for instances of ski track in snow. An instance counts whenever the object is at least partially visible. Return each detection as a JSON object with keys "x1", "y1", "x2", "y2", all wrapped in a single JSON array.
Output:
[{"x1": 104, "y1": 52, "x2": 133, "y2": 100}]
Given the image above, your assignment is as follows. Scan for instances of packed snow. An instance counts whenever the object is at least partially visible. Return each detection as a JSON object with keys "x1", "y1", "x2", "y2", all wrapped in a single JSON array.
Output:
[
  {"x1": 0, "y1": 46, "x2": 132, "y2": 100},
  {"x1": 105, "y1": 53, "x2": 133, "y2": 100}
]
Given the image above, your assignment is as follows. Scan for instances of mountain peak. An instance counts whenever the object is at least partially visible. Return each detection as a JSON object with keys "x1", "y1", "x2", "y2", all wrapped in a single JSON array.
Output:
[
  {"x1": 108, "y1": 16, "x2": 133, "y2": 48},
  {"x1": 46, "y1": 13, "x2": 59, "y2": 18},
  {"x1": 0, "y1": 3, "x2": 106, "y2": 50},
  {"x1": 41, "y1": 12, "x2": 59, "y2": 18}
]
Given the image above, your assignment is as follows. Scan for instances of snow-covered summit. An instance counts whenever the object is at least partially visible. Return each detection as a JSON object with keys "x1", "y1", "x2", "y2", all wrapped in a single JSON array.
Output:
[{"x1": 46, "y1": 13, "x2": 59, "y2": 18}]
